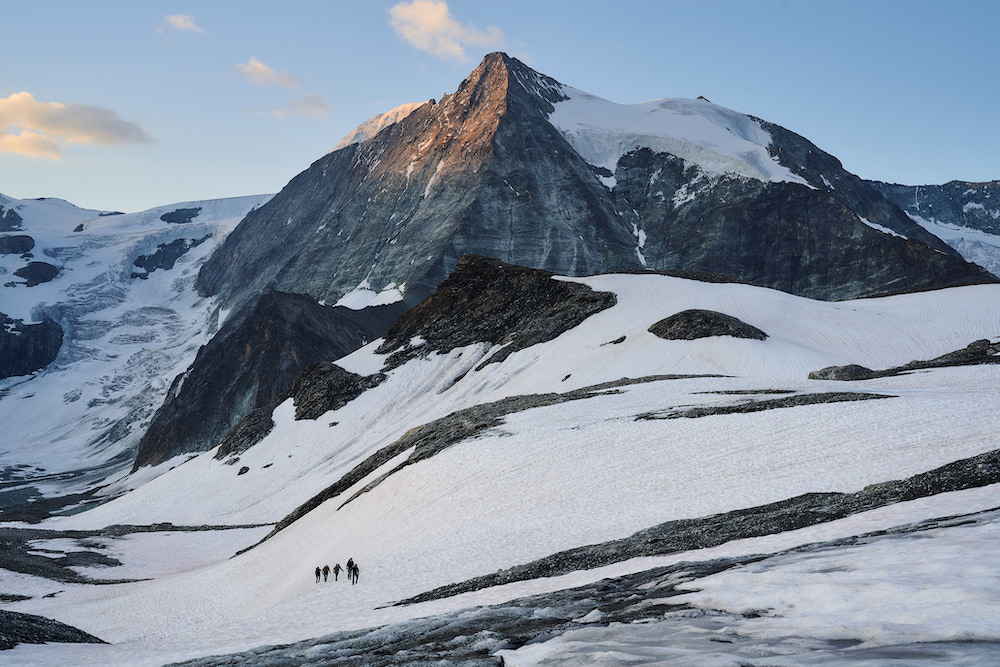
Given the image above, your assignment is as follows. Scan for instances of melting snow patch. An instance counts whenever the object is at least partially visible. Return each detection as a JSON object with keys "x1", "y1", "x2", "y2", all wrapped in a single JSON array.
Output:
[{"x1": 858, "y1": 216, "x2": 905, "y2": 239}]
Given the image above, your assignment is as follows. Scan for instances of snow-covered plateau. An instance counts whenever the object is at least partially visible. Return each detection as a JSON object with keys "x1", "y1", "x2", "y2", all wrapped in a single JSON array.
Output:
[{"x1": 2, "y1": 265, "x2": 999, "y2": 665}]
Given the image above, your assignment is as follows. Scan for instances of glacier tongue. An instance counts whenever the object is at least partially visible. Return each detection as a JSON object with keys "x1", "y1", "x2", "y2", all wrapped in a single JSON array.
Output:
[{"x1": 548, "y1": 87, "x2": 810, "y2": 186}]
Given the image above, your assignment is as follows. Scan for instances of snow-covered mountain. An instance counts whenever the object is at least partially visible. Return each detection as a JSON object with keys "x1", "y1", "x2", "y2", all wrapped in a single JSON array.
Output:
[
  {"x1": 0, "y1": 193, "x2": 272, "y2": 516},
  {"x1": 197, "y1": 52, "x2": 994, "y2": 315},
  {"x1": 3, "y1": 257, "x2": 999, "y2": 664}
]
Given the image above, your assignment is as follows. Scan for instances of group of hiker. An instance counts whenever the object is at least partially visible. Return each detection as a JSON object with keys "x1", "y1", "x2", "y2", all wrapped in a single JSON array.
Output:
[{"x1": 314, "y1": 558, "x2": 360, "y2": 585}]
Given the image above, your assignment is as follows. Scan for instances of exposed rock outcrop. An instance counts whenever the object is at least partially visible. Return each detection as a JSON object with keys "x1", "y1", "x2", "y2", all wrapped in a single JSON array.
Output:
[
  {"x1": 376, "y1": 255, "x2": 617, "y2": 369},
  {"x1": 0, "y1": 235, "x2": 33, "y2": 254},
  {"x1": 0, "y1": 610, "x2": 106, "y2": 650},
  {"x1": 0, "y1": 206, "x2": 23, "y2": 232},
  {"x1": 810, "y1": 338, "x2": 1000, "y2": 380},
  {"x1": 12, "y1": 261, "x2": 59, "y2": 287},
  {"x1": 648, "y1": 309, "x2": 767, "y2": 341},
  {"x1": 132, "y1": 236, "x2": 210, "y2": 279},
  {"x1": 0, "y1": 315, "x2": 63, "y2": 379}
]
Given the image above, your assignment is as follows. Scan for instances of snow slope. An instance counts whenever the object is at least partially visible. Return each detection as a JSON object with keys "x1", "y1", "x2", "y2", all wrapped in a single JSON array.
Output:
[
  {"x1": 0, "y1": 193, "x2": 272, "y2": 498},
  {"x1": 548, "y1": 89, "x2": 810, "y2": 187},
  {"x1": 3, "y1": 272, "x2": 999, "y2": 664},
  {"x1": 332, "y1": 101, "x2": 426, "y2": 151}
]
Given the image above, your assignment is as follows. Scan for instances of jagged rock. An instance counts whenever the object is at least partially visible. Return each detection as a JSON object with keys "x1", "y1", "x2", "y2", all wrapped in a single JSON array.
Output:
[
  {"x1": 0, "y1": 610, "x2": 106, "y2": 650},
  {"x1": 0, "y1": 314, "x2": 63, "y2": 379},
  {"x1": 0, "y1": 206, "x2": 23, "y2": 232},
  {"x1": 214, "y1": 409, "x2": 275, "y2": 460},
  {"x1": 286, "y1": 362, "x2": 385, "y2": 421},
  {"x1": 13, "y1": 261, "x2": 58, "y2": 286},
  {"x1": 133, "y1": 293, "x2": 408, "y2": 469},
  {"x1": 377, "y1": 255, "x2": 617, "y2": 370},
  {"x1": 0, "y1": 235, "x2": 33, "y2": 254},
  {"x1": 648, "y1": 309, "x2": 767, "y2": 341}
]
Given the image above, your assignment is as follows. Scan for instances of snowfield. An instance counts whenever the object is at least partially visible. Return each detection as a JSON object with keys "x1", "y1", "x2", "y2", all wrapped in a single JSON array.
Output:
[
  {"x1": 3, "y1": 269, "x2": 1000, "y2": 665},
  {"x1": 547, "y1": 88, "x2": 811, "y2": 188}
]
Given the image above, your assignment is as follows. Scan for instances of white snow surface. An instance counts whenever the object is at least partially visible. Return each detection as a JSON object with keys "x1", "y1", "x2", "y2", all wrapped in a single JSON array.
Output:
[
  {"x1": 4, "y1": 273, "x2": 1000, "y2": 664},
  {"x1": 548, "y1": 88, "x2": 811, "y2": 186},
  {"x1": 332, "y1": 101, "x2": 426, "y2": 151},
  {"x1": 0, "y1": 193, "x2": 272, "y2": 485}
]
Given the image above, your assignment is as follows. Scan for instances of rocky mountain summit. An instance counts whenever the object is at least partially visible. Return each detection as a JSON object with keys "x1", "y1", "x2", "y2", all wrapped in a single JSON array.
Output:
[{"x1": 197, "y1": 53, "x2": 994, "y2": 314}]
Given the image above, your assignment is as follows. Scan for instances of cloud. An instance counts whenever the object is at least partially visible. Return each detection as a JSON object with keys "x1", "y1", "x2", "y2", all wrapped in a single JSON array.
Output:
[
  {"x1": 236, "y1": 56, "x2": 301, "y2": 88},
  {"x1": 0, "y1": 130, "x2": 60, "y2": 159},
  {"x1": 156, "y1": 14, "x2": 206, "y2": 34},
  {"x1": 0, "y1": 92, "x2": 154, "y2": 159},
  {"x1": 388, "y1": 0, "x2": 504, "y2": 61},
  {"x1": 271, "y1": 95, "x2": 332, "y2": 120}
]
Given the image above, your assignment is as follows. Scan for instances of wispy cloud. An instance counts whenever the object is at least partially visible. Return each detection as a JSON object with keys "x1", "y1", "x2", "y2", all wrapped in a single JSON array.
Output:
[
  {"x1": 235, "y1": 56, "x2": 302, "y2": 88},
  {"x1": 388, "y1": 0, "x2": 504, "y2": 61},
  {"x1": 0, "y1": 92, "x2": 154, "y2": 159},
  {"x1": 156, "y1": 14, "x2": 206, "y2": 34},
  {"x1": 271, "y1": 94, "x2": 332, "y2": 120}
]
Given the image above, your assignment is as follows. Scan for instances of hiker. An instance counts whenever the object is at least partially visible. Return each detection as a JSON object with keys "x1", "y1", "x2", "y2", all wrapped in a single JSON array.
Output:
[
  {"x1": 333, "y1": 563, "x2": 342, "y2": 581},
  {"x1": 346, "y1": 557, "x2": 354, "y2": 573},
  {"x1": 351, "y1": 563, "x2": 360, "y2": 585},
  {"x1": 322, "y1": 564, "x2": 330, "y2": 582},
  {"x1": 314, "y1": 566, "x2": 321, "y2": 583}
]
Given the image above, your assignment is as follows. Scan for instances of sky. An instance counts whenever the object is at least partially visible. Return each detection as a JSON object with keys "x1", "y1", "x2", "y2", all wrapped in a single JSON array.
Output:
[{"x1": 1, "y1": 0, "x2": 997, "y2": 213}]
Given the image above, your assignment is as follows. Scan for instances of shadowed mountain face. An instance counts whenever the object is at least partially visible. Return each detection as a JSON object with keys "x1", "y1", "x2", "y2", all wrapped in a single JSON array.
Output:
[
  {"x1": 196, "y1": 53, "x2": 994, "y2": 313},
  {"x1": 132, "y1": 293, "x2": 407, "y2": 469}
]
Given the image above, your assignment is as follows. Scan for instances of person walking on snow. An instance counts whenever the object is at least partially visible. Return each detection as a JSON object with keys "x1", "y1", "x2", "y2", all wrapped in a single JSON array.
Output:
[
  {"x1": 333, "y1": 563, "x2": 342, "y2": 581},
  {"x1": 351, "y1": 563, "x2": 360, "y2": 585},
  {"x1": 314, "y1": 566, "x2": 321, "y2": 583},
  {"x1": 322, "y1": 564, "x2": 330, "y2": 582}
]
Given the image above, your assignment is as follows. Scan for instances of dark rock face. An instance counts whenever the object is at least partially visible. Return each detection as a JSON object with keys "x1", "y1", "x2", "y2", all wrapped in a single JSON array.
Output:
[
  {"x1": 0, "y1": 610, "x2": 106, "y2": 650},
  {"x1": 0, "y1": 206, "x2": 23, "y2": 232},
  {"x1": 648, "y1": 309, "x2": 767, "y2": 341},
  {"x1": 0, "y1": 314, "x2": 63, "y2": 379},
  {"x1": 613, "y1": 150, "x2": 993, "y2": 299},
  {"x1": 0, "y1": 235, "x2": 34, "y2": 254},
  {"x1": 132, "y1": 236, "x2": 210, "y2": 279},
  {"x1": 13, "y1": 261, "x2": 59, "y2": 286},
  {"x1": 133, "y1": 293, "x2": 408, "y2": 469},
  {"x1": 376, "y1": 255, "x2": 617, "y2": 369},
  {"x1": 160, "y1": 207, "x2": 202, "y2": 224},
  {"x1": 196, "y1": 52, "x2": 994, "y2": 315},
  {"x1": 869, "y1": 180, "x2": 1000, "y2": 236},
  {"x1": 810, "y1": 338, "x2": 1000, "y2": 380}
]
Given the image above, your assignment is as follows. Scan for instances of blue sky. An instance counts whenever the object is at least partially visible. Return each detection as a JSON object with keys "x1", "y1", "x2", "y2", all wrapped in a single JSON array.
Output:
[{"x1": 1, "y1": 0, "x2": 997, "y2": 212}]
